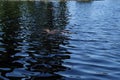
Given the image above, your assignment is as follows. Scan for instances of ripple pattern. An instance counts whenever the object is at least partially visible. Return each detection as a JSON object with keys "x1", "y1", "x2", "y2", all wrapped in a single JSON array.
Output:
[{"x1": 0, "y1": 0, "x2": 120, "y2": 80}]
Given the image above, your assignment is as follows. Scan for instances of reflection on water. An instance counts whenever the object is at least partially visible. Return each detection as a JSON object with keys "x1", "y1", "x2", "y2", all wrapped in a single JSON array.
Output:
[
  {"x1": 0, "y1": 0, "x2": 120, "y2": 80},
  {"x1": 0, "y1": 1, "x2": 70, "y2": 80}
]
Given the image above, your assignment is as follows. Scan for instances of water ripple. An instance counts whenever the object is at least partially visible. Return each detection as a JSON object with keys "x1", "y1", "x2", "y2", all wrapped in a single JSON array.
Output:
[{"x1": 0, "y1": 0, "x2": 120, "y2": 80}]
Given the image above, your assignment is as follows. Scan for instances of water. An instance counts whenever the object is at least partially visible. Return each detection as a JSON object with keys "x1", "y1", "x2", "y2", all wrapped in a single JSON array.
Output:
[{"x1": 0, "y1": 0, "x2": 120, "y2": 80}]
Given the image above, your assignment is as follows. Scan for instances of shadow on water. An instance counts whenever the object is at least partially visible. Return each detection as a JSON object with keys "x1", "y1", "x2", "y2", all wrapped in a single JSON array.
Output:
[{"x1": 0, "y1": 1, "x2": 70, "y2": 80}]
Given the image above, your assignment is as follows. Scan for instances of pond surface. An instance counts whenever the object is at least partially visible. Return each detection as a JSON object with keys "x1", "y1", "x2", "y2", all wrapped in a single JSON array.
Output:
[{"x1": 0, "y1": 0, "x2": 120, "y2": 80}]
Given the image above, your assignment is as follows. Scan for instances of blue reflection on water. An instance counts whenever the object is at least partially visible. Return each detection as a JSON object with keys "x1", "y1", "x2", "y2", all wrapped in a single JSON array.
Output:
[{"x1": 0, "y1": 0, "x2": 120, "y2": 80}]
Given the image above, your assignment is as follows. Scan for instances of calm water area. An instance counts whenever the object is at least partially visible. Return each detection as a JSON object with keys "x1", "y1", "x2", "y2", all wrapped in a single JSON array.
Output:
[{"x1": 0, "y1": 0, "x2": 120, "y2": 80}]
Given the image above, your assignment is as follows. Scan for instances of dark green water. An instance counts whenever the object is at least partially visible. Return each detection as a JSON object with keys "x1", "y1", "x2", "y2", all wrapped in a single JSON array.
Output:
[{"x1": 0, "y1": 0, "x2": 120, "y2": 80}]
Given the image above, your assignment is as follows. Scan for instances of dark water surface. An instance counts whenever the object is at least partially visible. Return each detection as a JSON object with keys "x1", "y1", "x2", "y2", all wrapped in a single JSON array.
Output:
[{"x1": 0, "y1": 0, "x2": 120, "y2": 80}]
